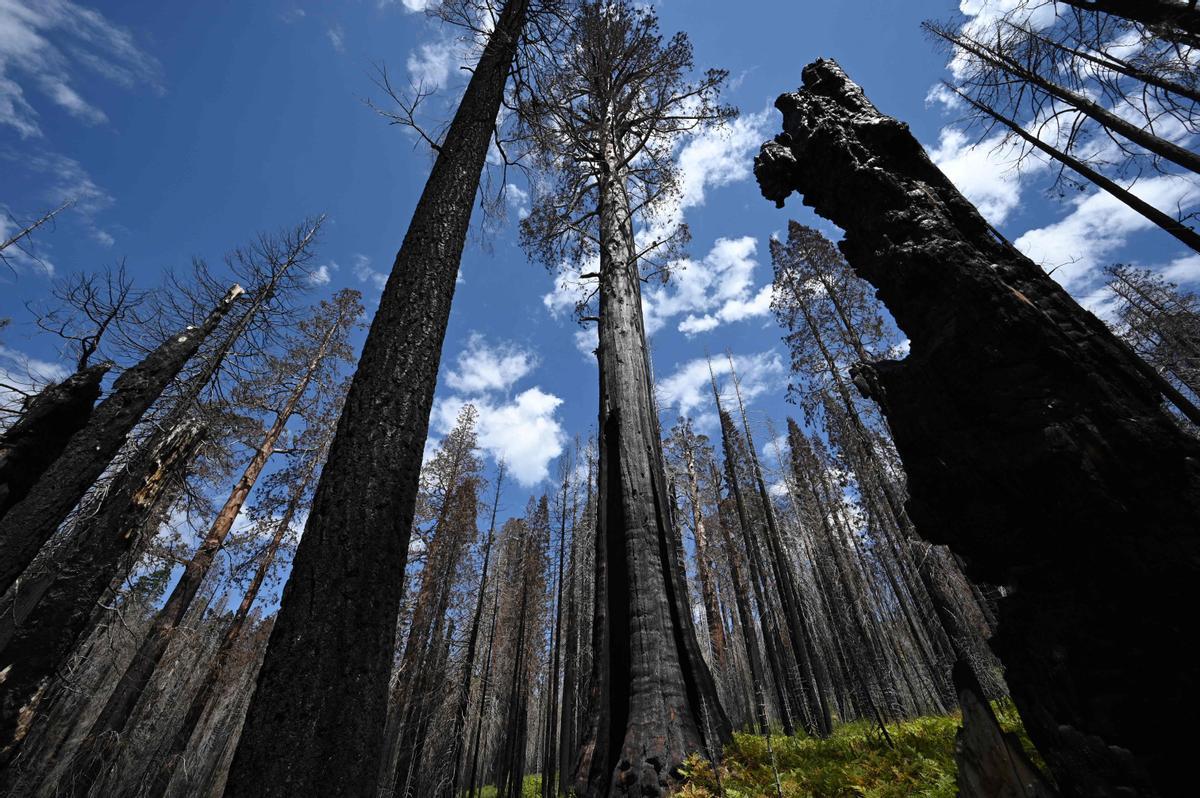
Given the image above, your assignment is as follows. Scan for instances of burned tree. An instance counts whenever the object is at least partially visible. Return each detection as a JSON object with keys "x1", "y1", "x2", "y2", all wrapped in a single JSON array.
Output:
[
  {"x1": 756, "y1": 58, "x2": 1200, "y2": 797},
  {"x1": 517, "y1": 3, "x2": 733, "y2": 793},
  {"x1": 223, "y1": 4, "x2": 535, "y2": 794}
]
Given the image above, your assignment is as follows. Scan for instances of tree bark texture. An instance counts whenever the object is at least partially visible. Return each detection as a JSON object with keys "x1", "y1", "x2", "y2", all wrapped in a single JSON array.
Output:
[
  {"x1": 578, "y1": 156, "x2": 730, "y2": 798},
  {"x1": 0, "y1": 285, "x2": 242, "y2": 597},
  {"x1": 0, "y1": 418, "x2": 204, "y2": 774},
  {"x1": 0, "y1": 361, "x2": 109, "y2": 521},
  {"x1": 222, "y1": 4, "x2": 529, "y2": 795},
  {"x1": 755, "y1": 58, "x2": 1200, "y2": 797},
  {"x1": 1057, "y1": 0, "x2": 1200, "y2": 44}
]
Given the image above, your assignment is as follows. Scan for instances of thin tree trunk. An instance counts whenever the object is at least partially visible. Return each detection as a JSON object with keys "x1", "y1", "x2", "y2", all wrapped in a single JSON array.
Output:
[
  {"x1": 148, "y1": 449, "x2": 321, "y2": 796},
  {"x1": 0, "y1": 284, "x2": 243, "y2": 596},
  {"x1": 223, "y1": 4, "x2": 529, "y2": 793},
  {"x1": 936, "y1": 27, "x2": 1200, "y2": 176}
]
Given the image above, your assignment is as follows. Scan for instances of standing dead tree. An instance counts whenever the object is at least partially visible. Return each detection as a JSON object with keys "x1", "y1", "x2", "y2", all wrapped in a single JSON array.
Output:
[
  {"x1": 222, "y1": 5, "x2": 534, "y2": 794},
  {"x1": 756, "y1": 58, "x2": 1200, "y2": 797},
  {"x1": 517, "y1": 3, "x2": 734, "y2": 793}
]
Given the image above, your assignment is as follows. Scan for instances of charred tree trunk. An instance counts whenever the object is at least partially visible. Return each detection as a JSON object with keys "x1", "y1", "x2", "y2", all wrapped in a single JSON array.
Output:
[
  {"x1": 0, "y1": 285, "x2": 243, "y2": 596},
  {"x1": 446, "y1": 471, "x2": 504, "y2": 798},
  {"x1": 66, "y1": 312, "x2": 341, "y2": 796},
  {"x1": 1057, "y1": 0, "x2": 1200, "y2": 45},
  {"x1": 756, "y1": 57, "x2": 1200, "y2": 797},
  {"x1": 224, "y1": 4, "x2": 529, "y2": 794},
  {"x1": 0, "y1": 361, "x2": 109, "y2": 521},
  {"x1": 0, "y1": 418, "x2": 204, "y2": 775},
  {"x1": 149, "y1": 449, "x2": 322, "y2": 796},
  {"x1": 680, "y1": 440, "x2": 726, "y2": 670},
  {"x1": 576, "y1": 155, "x2": 730, "y2": 798}
]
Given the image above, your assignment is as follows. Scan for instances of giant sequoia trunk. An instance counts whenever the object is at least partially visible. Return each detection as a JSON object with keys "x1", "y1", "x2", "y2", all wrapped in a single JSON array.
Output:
[
  {"x1": 223, "y1": 4, "x2": 529, "y2": 795},
  {"x1": 0, "y1": 285, "x2": 242, "y2": 597},
  {"x1": 755, "y1": 58, "x2": 1200, "y2": 797},
  {"x1": 0, "y1": 361, "x2": 109, "y2": 521},
  {"x1": 576, "y1": 156, "x2": 730, "y2": 798},
  {"x1": 0, "y1": 418, "x2": 204, "y2": 774}
]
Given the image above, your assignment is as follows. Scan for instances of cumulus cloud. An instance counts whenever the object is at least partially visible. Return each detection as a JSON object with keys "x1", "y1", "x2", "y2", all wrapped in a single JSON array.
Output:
[
  {"x1": 675, "y1": 109, "x2": 773, "y2": 209},
  {"x1": 445, "y1": 333, "x2": 536, "y2": 394},
  {"x1": 656, "y1": 349, "x2": 786, "y2": 430},
  {"x1": 643, "y1": 235, "x2": 773, "y2": 336},
  {"x1": 0, "y1": 0, "x2": 162, "y2": 137},
  {"x1": 1015, "y1": 174, "x2": 1200, "y2": 290},
  {"x1": 926, "y1": 128, "x2": 1046, "y2": 225},
  {"x1": 433, "y1": 335, "x2": 566, "y2": 486},
  {"x1": 308, "y1": 263, "x2": 335, "y2": 286}
]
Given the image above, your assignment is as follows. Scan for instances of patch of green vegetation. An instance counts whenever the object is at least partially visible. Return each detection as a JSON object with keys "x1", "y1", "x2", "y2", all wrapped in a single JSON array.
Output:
[
  {"x1": 678, "y1": 702, "x2": 1036, "y2": 798},
  {"x1": 473, "y1": 774, "x2": 543, "y2": 798}
]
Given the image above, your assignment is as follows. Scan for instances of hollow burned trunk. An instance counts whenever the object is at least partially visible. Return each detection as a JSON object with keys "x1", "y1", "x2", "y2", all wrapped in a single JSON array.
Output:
[
  {"x1": 577, "y1": 158, "x2": 730, "y2": 798},
  {"x1": 755, "y1": 58, "x2": 1200, "y2": 798}
]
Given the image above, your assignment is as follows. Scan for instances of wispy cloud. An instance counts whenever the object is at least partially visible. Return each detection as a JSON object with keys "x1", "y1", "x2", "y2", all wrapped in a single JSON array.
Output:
[{"x1": 0, "y1": 0, "x2": 163, "y2": 137}]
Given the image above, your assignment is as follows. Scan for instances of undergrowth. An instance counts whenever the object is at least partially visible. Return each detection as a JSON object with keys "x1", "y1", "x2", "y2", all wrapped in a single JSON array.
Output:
[{"x1": 677, "y1": 701, "x2": 1038, "y2": 798}]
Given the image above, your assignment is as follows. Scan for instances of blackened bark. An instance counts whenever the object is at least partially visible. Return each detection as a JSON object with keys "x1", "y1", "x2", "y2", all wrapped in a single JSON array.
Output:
[
  {"x1": 0, "y1": 418, "x2": 204, "y2": 774},
  {"x1": 1057, "y1": 0, "x2": 1200, "y2": 44},
  {"x1": 756, "y1": 58, "x2": 1200, "y2": 797},
  {"x1": 223, "y1": 4, "x2": 529, "y2": 795},
  {"x1": 0, "y1": 285, "x2": 242, "y2": 596},
  {"x1": 0, "y1": 362, "x2": 109, "y2": 521},
  {"x1": 150, "y1": 450, "x2": 320, "y2": 797},
  {"x1": 579, "y1": 156, "x2": 730, "y2": 797}
]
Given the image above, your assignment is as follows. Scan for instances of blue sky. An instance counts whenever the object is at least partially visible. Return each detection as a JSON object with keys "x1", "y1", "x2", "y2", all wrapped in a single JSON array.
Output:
[{"x1": 3, "y1": 0, "x2": 1198, "y2": 520}]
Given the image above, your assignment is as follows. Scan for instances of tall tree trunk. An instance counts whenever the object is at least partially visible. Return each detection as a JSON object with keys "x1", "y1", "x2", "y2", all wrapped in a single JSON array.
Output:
[
  {"x1": 577, "y1": 151, "x2": 730, "y2": 797},
  {"x1": 756, "y1": 57, "x2": 1200, "y2": 797},
  {"x1": 223, "y1": 5, "x2": 530, "y2": 794},
  {"x1": 0, "y1": 361, "x2": 109, "y2": 521},
  {"x1": 542, "y1": 482, "x2": 568, "y2": 798},
  {"x1": 0, "y1": 284, "x2": 243, "y2": 596}
]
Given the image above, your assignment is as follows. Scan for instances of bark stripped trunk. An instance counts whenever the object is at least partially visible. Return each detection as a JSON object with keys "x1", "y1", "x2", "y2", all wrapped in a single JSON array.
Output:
[
  {"x1": 542, "y1": 487, "x2": 568, "y2": 798},
  {"x1": 223, "y1": 4, "x2": 529, "y2": 794},
  {"x1": 756, "y1": 58, "x2": 1200, "y2": 797},
  {"x1": 0, "y1": 285, "x2": 243, "y2": 596},
  {"x1": 577, "y1": 153, "x2": 729, "y2": 798},
  {"x1": 0, "y1": 361, "x2": 109, "y2": 521},
  {"x1": 680, "y1": 440, "x2": 726, "y2": 670},
  {"x1": 0, "y1": 418, "x2": 204, "y2": 775}
]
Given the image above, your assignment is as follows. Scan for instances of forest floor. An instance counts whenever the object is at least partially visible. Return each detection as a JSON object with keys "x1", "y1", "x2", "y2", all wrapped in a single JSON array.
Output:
[{"x1": 677, "y1": 701, "x2": 1041, "y2": 798}]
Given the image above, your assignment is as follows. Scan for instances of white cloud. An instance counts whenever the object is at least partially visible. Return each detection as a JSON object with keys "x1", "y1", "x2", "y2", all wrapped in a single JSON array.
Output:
[
  {"x1": 326, "y1": 25, "x2": 345, "y2": 53},
  {"x1": 675, "y1": 109, "x2": 773, "y2": 209},
  {"x1": 927, "y1": 128, "x2": 1048, "y2": 226},
  {"x1": 656, "y1": 350, "x2": 785, "y2": 430},
  {"x1": 445, "y1": 333, "x2": 536, "y2": 394},
  {"x1": 573, "y1": 328, "x2": 598, "y2": 359},
  {"x1": 643, "y1": 235, "x2": 773, "y2": 336},
  {"x1": 407, "y1": 40, "x2": 455, "y2": 90},
  {"x1": 0, "y1": 344, "x2": 69, "y2": 415},
  {"x1": 1015, "y1": 174, "x2": 1200, "y2": 290},
  {"x1": 0, "y1": 0, "x2": 162, "y2": 137},
  {"x1": 352, "y1": 254, "x2": 388, "y2": 290},
  {"x1": 1163, "y1": 254, "x2": 1200, "y2": 286},
  {"x1": 308, "y1": 263, "x2": 335, "y2": 286},
  {"x1": 2, "y1": 148, "x2": 116, "y2": 255},
  {"x1": 432, "y1": 335, "x2": 566, "y2": 486}
]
